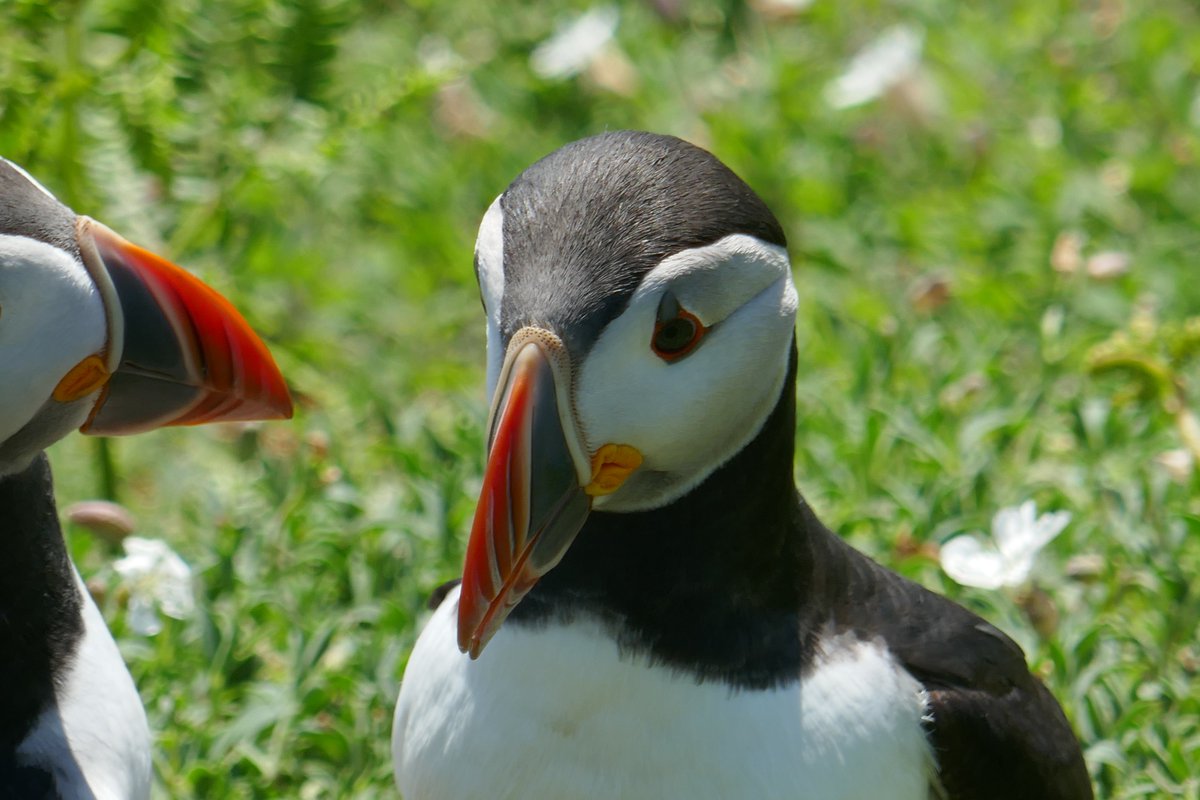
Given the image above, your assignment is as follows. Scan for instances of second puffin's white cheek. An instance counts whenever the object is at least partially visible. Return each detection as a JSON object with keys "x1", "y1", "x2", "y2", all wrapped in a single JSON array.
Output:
[
  {"x1": 475, "y1": 195, "x2": 506, "y2": 400},
  {"x1": 0, "y1": 235, "x2": 106, "y2": 445},
  {"x1": 575, "y1": 277, "x2": 796, "y2": 481}
]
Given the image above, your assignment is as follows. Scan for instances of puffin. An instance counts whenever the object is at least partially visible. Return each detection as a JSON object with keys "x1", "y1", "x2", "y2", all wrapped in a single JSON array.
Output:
[
  {"x1": 392, "y1": 132, "x2": 1094, "y2": 799},
  {"x1": 0, "y1": 158, "x2": 292, "y2": 799}
]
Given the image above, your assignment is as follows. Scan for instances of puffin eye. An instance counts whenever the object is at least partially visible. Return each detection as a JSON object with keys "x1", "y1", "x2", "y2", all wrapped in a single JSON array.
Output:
[{"x1": 651, "y1": 292, "x2": 707, "y2": 362}]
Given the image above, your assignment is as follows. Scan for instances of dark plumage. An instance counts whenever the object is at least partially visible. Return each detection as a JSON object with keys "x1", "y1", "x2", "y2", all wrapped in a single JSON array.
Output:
[
  {"x1": 0, "y1": 161, "x2": 79, "y2": 261},
  {"x1": 0, "y1": 455, "x2": 82, "y2": 759}
]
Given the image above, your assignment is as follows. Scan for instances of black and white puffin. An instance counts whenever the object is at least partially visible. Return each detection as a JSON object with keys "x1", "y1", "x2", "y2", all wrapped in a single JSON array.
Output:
[
  {"x1": 392, "y1": 132, "x2": 1092, "y2": 799},
  {"x1": 0, "y1": 158, "x2": 292, "y2": 799}
]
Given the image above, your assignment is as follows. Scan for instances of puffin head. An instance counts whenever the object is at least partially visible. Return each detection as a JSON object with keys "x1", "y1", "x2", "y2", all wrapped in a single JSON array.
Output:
[
  {"x1": 0, "y1": 158, "x2": 292, "y2": 476},
  {"x1": 459, "y1": 131, "x2": 797, "y2": 657}
]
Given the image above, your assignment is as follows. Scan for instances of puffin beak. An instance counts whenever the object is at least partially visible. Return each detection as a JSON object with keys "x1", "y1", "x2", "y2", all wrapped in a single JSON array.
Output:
[
  {"x1": 72, "y1": 218, "x2": 292, "y2": 435},
  {"x1": 457, "y1": 332, "x2": 642, "y2": 658}
]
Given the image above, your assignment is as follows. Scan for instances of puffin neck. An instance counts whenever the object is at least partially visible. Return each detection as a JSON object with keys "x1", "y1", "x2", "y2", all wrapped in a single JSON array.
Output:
[
  {"x1": 511, "y1": 343, "x2": 826, "y2": 689},
  {"x1": 0, "y1": 453, "x2": 85, "y2": 751}
]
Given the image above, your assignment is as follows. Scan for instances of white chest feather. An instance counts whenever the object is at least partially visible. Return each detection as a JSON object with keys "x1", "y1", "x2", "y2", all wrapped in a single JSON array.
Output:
[
  {"x1": 394, "y1": 587, "x2": 934, "y2": 800},
  {"x1": 16, "y1": 574, "x2": 151, "y2": 800}
]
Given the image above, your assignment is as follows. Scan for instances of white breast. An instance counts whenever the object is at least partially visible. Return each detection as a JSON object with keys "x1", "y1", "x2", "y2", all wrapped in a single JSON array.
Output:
[
  {"x1": 393, "y1": 586, "x2": 935, "y2": 800},
  {"x1": 15, "y1": 573, "x2": 151, "y2": 800}
]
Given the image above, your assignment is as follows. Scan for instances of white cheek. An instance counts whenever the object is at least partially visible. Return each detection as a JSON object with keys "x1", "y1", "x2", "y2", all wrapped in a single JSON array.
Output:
[
  {"x1": 476, "y1": 195, "x2": 505, "y2": 400},
  {"x1": 0, "y1": 235, "x2": 106, "y2": 446},
  {"x1": 485, "y1": 313, "x2": 502, "y2": 405},
  {"x1": 575, "y1": 274, "x2": 796, "y2": 510}
]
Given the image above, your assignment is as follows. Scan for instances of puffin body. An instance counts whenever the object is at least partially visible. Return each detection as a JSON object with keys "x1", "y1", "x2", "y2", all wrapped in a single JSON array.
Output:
[
  {"x1": 0, "y1": 158, "x2": 291, "y2": 798},
  {"x1": 396, "y1": 586, "x2": 932, "y2": 799},
  {"x1": 392, "y1": 131, "x2": 1092, "y2": 799}
]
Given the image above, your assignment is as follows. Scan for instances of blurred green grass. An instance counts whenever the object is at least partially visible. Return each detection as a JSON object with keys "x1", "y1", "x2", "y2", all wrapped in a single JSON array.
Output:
[{"x1": 3, "y1": 0, "x2": 1199, "y2": 797}]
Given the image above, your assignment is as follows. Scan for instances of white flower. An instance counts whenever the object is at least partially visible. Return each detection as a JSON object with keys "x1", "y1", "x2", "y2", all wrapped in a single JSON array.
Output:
[
  {"x1": 824, "y1": 25, "x2": 923, "y2": 109},
  {"x1": 1154, "y1": 449, "x2": 1194, "y2": 483},
  {"x1": 530, "y1": 6, "x2": 619, "y2": 80},
  {"x1": 113, "y1": 536, "x2": 195, "y2": 636},
  {"x1": 940, "y1": 501, "x2": 1071, "y2": 590},
  {"x1": 1085, "y1": 251, "x2": 1131, "y2": 280}
]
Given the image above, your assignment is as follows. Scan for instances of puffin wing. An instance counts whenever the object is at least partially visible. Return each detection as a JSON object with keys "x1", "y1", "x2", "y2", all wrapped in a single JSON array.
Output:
[
  {"x1": 862, "y1": 567, "x2": 1094, "y2": 800},
  {"x1": 919, "y1": 671, "x2": 1093, "y2": 800}
]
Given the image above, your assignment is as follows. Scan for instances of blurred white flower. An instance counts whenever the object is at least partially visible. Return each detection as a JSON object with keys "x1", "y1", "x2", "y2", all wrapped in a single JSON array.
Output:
[
  {"x1": 113, "y1": 537, "x2": 195, "y2": 636},
  {"x1": 825, "y1": 25, "x2": 923, "y2": 109},
  {"x1": 416, "y1": 35, "x2": 464, "y2": 76},
  {"x1": 940, "y1": 501, "x2": 1071, "y2": 590},
  {"x1": 754, "y1": 0, "x2": 815, "y2": 16},
  {"x1": 1086, "y1": 250, "x2": 1131, "y2": 280},
  {"x1": 1154, "y1": 449, "x2": 1194, "y2": 483},
  {"x1": 531, "y1": 6, "x2": 619, "y2": 80}
]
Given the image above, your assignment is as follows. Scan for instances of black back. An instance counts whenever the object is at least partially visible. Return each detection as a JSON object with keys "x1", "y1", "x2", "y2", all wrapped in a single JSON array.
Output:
[{"x1": 0, "y1": 161, "x2": 78, "y2": 260}]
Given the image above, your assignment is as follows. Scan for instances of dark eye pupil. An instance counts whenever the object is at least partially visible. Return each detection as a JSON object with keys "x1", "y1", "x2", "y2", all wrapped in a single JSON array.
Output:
[{"x1": 655, "y1": 318, "x2": 696, "y2": 353}]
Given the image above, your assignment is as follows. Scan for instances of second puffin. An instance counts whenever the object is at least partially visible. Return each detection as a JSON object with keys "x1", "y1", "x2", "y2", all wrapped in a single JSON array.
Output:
[{"x1": 392, "y1": 131, "x2": 1092, "y2": 800}]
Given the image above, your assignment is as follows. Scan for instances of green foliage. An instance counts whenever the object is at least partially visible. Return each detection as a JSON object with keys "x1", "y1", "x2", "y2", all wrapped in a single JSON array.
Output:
[{"x1": 2, "y1": 0, "x2": 1198, "y2": 796}]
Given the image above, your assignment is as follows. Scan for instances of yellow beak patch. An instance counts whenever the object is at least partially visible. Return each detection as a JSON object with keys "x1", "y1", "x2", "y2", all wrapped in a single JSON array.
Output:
[
  {"x1": 53, "y1": 354, "x2": 111, "y2": 403},
  {"x1": 585, "y1": 443, "x2": 643, "y2": 497}
]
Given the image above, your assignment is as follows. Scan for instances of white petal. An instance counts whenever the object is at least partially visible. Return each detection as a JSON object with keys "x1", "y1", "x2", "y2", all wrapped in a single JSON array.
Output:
[
  {"x1": 114, "y1": 536, "x2": 196, "y2": 622},
  {"x1": 157, "y1": 577, "x2": 195, "y2": 620},
  {"x1": 824, "y1": 25, "x2": 923, "y2": 109},
  {"x1": 530, "y1": 6, "x2": 619, "y2": 80},
  {"x1": 127, "y1": 595, "x2": 163, "y2": 636},
  {"x1": 998, "y1": 552, "x2": 1037, "y2": 587},
  {"x1": 993, "y1": 501, "x2": 1039, "y2": 560},
  {"x1": 113, "y1": 537, "x2": 164, "y2": 578},
  {"x1": 940, "y1": 535, "x2": 1007, "y2": 590},
  {"x1": 115, "y1": 536, "x2": 174, "y2": 574},
  {"x1": 155, "y1": 546, "x2": 193, "y2": 585},
  {"x1": 112, "y1": 554, "x2": 151, "y2": 579},
  {"x1": 119, "y1": 536, "x2": 191, "y2": 579},
  {"x1": 123, "y1": 536, "x2": 170, "y2": 557},
  {"x1": 1031, "y1": 509, "x2": 1071, "y2": 550}
]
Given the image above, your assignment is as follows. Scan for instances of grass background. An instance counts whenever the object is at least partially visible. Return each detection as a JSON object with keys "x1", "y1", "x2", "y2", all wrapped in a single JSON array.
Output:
[{"x1": 3, "y1": 0, "x2": 1199, "y2": 796}]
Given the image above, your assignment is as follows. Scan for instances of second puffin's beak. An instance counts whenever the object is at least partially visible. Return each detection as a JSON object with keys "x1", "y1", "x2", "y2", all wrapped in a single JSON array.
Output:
[
  {"x1": 457, "y1": 330, "x2": 641, "y2": 658},
  {"x1": 71, "y1": 218, "x2": 292, "y2": 434}
]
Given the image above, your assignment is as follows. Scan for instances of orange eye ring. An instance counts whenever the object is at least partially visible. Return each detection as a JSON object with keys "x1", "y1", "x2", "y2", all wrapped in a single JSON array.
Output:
[{"x1": 651, "y1": 307, "x2": 707, "y2": 362}]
